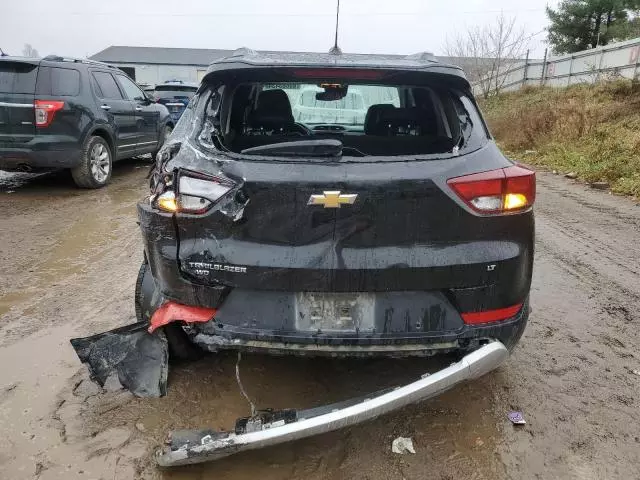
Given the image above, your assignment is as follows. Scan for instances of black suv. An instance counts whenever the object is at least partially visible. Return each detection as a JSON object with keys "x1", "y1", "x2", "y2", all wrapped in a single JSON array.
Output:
[
  {"x1": 73, "y1": 50, "x2": 536, "y2": 465},
  {"x1": 0, "y1": 55, "x2": 174, "y2": 188}
]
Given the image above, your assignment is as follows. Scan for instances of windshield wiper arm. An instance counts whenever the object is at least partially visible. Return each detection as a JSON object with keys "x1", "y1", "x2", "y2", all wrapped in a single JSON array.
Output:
[{"x1": 241, "y1": 139, "x2": 343, "y2": 158}]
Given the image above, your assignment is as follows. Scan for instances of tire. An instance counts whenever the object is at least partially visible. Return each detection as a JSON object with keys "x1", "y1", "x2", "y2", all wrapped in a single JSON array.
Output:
[
  {"x1": 71, "y1": 136, "x2": 113, "y2": 188},
  {"x1": 151, "y1": 124, "x2": 173, "y2": 161},
  {"x1": 135, "y1": 260, "x2": 203, "y2": 363}
]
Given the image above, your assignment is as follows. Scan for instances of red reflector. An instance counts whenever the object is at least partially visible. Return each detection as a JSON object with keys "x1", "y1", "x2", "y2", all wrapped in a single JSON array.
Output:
[
  {"x1": 148, "y1": 301, "x2": 216, "y2": 333},
  {"x1": 461, "y1": 303, "x2": 523, "y2": 325},
  {"x1": 291, "y1": 68, "x2": 386, "y2": 80},
  {"x1": 34, "y1": 100, "x2": 65, "y2": 127}
]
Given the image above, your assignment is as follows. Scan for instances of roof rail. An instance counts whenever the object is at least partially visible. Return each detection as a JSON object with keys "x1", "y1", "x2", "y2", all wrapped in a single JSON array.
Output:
[
  {"x1": 405, "y1": 51, "x2": 436, "y2": 63},
  {"x1": 42, "y1": 55, "x2": 117, "y2": 68}
]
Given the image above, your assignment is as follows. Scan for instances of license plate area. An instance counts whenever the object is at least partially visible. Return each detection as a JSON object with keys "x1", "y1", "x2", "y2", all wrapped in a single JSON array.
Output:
[{"x1": 295, "y1": 293, "x2": 375, "y2": 332}]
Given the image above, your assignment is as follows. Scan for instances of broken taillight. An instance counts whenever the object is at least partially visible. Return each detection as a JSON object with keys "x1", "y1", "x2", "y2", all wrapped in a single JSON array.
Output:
[
  {"x1": 34, "y1": 100, "x2": 65, "y2": 127},
  {"x1": 447, "y1": 166, "x2": 536, "y2": 214},
  {"x1": 155, "y1": 171, "x2": 235, "y2": 214}
]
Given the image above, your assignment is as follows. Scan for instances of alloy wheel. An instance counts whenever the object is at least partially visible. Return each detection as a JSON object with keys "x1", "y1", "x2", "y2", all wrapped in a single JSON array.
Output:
[{"x1": 90, "y1": 143, "x2": 111, "y2": 183}]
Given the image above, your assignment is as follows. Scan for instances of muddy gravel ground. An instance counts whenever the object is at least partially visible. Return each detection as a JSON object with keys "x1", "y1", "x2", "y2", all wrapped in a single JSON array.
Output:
[{"x1": 0, "y1": 162, "x2": 639, "y2": 480}]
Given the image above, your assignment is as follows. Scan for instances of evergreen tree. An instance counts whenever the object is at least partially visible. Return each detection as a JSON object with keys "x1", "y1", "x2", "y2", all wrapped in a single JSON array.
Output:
[{"x1": 547, "y1": 0, "x2": 640, "y2": 54}]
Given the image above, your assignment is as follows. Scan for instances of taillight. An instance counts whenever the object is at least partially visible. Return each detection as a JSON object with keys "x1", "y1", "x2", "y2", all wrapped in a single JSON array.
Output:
[
  {"x1": 447, "y1": 166, "x2": 536, "y2": 214},
  {"x1": 155, "y1": 171, "x2": 235, "y2": 214},
  {"x1": 34, "y1": 100, "x2": 65, "y2": 127}
]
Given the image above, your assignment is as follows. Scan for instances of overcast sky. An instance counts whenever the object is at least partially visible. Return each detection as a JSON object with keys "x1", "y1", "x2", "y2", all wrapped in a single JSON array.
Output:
[{"x1": 1, "y1": 0, "x2": 557, "y2": 59}]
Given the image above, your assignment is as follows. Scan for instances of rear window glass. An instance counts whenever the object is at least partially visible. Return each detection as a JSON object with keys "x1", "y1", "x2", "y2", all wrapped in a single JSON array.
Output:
[
  {"x1": 0, "y1": 62, "x2": 38, "y2": 94},
  {"x1": 154, "y1": 85, "x2": 198, "y2": 98},
  {"x1": 51, "y1": 67, "x2": 80, "y2": 96},
  {"x1": 92, "y1": 72, "x2": 123, "y2": 100},
  {"x1": 296, "y1": 88, "x2": 372, "y2": 111},
  {"x1": 206, "y1": 80, "x2": 487, "y2": 159}
]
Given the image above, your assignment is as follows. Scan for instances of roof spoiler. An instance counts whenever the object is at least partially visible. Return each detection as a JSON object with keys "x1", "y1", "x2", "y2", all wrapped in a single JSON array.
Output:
[
  {"x1": 405, "y1": 51, "x2": 436, "y2": 62},
  {"x1": 229, "y1": 47, "x2": 258, "y2": 58}
]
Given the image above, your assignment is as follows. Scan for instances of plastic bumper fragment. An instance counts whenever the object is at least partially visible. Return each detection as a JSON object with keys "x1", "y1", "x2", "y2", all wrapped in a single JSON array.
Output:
[
  {"x1": 70, "y1": 322, "x2": 168, "y2": 398},
  {"x1": 155, "y1": 341, "x2": 508, "y2": 466}
]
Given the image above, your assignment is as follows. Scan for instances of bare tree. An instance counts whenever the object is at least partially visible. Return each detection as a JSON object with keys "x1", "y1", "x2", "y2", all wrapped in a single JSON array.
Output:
[
  {"x1": 22, "y1": 44, "x2": 39, "y2": 58},
  {"x1": 444, "y1": 14, "x2": 529, "y2": 98}
]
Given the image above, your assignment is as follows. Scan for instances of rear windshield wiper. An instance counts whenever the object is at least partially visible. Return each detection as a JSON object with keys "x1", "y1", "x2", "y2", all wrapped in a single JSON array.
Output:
[{"x1": 241, "y1": 139, "x2": 343, "y2": 158}]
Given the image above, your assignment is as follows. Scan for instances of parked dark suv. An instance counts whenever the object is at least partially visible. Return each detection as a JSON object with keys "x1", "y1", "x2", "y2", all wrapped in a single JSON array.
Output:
[
  {"x1": 0, "y1": 55, "x2": 174, "y2": 188},
  {"x1": 153, "y1": 80, "x2": 198, "y2": 122}
]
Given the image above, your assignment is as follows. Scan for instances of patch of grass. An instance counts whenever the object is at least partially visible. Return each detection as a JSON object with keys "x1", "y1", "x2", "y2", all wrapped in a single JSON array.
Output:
[{"x1": 480, "y1": 80, "x2": 640, "y2": 197}]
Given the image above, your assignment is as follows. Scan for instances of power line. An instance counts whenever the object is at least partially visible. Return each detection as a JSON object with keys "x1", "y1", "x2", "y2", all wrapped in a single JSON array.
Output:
[{"x1": 10, "y1": 9, "x2": 548, "y2": 18}]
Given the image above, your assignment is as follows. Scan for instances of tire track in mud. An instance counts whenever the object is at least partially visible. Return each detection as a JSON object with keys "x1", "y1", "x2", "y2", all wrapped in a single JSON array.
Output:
[
  {"x1": 534, "y1": 175, "x2": 640, "y2": 358},
  {"x1": 493, "y1": 172, "x2": 640, "y2": 479}
]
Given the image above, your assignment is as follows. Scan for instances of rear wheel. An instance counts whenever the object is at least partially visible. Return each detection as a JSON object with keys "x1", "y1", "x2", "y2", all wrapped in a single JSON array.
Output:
[
  {"x1": 71, "y1": 136, "x2": 112, "y2": 188},
  {"x1": 135, "y1": 260, "x2": 203, "y2": 362},
  {"x1": 151, "y1": 124, "x2": 173, "y2": 161}
]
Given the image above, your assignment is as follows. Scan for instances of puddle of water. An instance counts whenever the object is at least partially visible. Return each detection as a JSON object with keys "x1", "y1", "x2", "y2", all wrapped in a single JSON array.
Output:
[
  {"x1": 0, "y1": 291, "x2": 33, "y2": 317},
  {"x1": 0, "y1": 323, "x2": 80, "y2": 473},
  {"x1": 0, "y1": 174, "x2": 145, "y2": 319}
]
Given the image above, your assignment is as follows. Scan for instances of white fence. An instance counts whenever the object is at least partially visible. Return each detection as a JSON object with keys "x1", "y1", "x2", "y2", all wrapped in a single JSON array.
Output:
[{"x1": 473, "y1": 37, "x2": 640, "y2": 95}]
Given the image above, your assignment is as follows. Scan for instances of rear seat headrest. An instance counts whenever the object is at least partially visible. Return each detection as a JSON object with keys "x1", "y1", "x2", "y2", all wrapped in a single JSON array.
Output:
[
  {"x1": 364, "y1": 104, "x2": 396, "y2": 135},
  {"x1": 367, "y1": 106, "x2": 438, "y2": 136},
  {"x1": 249, "y1": 89, "x2": 294, "y2": 129}
]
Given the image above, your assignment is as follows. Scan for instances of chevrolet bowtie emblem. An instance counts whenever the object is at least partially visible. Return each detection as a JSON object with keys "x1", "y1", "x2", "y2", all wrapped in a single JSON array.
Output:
[{"x1": 307, "y1": 191, "x2": 358, "y2": 208}]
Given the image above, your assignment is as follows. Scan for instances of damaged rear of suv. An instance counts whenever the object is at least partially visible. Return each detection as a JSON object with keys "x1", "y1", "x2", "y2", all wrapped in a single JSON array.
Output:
[{"x1": 72, "y1": 49, "x2": 534, "y2": 466}]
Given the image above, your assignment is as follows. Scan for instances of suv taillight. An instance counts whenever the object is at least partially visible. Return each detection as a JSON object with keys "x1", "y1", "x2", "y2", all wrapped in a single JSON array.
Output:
[
  {"x1": 448, "y1": 166, "x2": 536, "y2": 214},
  {"x1": 155, "y1": 171, "x2": 236, "y2": 214},
  {"x1": 34, "y1": 100, "x2": 65, "y2": 127}
]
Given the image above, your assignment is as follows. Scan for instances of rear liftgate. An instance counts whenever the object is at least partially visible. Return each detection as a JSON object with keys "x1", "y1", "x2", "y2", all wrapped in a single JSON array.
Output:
[{"x1": 69, "y1": 322, "x2": 507, "y2": 466}]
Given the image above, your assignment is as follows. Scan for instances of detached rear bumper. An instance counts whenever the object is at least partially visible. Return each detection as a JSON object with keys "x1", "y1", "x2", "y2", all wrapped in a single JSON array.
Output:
[{"x1": 156, "y1": 341, "x2": 508, "y2": 467}]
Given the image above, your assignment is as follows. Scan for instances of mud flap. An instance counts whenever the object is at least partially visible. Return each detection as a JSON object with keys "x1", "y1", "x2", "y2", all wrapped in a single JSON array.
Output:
[
  {"x1": 155, "y1": 341, "x2": 509, "y2": 467},
  {"x1": 70, "y1": 322, "x2": 168, "y2": 398}
]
